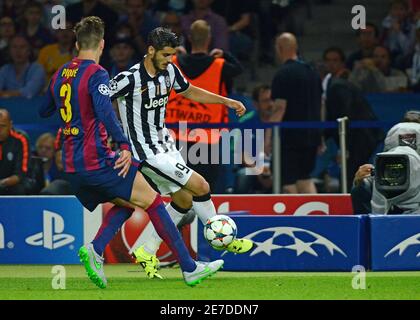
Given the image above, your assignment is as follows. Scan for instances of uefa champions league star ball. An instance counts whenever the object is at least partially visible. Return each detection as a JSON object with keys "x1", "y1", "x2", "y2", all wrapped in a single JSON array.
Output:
[{"x1": 204, "y1": 215, "x2": 237, "y2": 249}]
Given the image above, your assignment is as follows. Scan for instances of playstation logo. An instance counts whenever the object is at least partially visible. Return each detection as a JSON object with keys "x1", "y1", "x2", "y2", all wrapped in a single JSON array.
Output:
[
  {"x1": 0, "y1": 223, "x2": 4, "y2": 249},
  {"x1": 26, "y1": 210, "x2": 75, "y2": 250}
]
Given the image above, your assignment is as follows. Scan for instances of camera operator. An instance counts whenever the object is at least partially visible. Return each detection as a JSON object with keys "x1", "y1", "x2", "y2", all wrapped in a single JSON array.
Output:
[{"x1": 351, "y1": 110, "x2": 420, "y2": 214}]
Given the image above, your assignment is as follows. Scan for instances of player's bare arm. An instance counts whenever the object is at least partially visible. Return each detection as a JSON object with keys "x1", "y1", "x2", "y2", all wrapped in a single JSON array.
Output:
[{"x1": 180, "y1": 85, "x2": 246, "y2": 117}]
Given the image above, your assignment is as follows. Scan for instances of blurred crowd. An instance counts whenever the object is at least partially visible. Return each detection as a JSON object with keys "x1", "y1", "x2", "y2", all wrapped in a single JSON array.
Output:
[{"x1": 1, "y1": 0, "x2": 420, "y2": 197}]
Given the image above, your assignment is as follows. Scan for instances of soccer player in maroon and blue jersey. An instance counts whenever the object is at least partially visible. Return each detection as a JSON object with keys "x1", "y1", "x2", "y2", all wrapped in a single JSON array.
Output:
[{"x1": 39, "y1": 16, "x2": 223, "y2": 288}]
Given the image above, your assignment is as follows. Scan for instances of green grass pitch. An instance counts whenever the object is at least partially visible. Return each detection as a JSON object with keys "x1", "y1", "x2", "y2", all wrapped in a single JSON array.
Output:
[{"x1": 0, "y1": 265, "x2": 419, "y2": 300}]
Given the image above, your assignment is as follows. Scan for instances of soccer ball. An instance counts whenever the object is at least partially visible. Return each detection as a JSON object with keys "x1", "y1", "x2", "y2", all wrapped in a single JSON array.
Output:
[{"x1": 203, "y1": 215, "x2": 237, "y2": 249}]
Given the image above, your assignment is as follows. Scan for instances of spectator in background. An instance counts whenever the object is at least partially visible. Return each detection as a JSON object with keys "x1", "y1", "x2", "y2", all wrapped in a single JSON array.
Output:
[
  {"x1": 166, "y1": 20, "x2": 242, "y2": 191},
  {"x1": 20, "y1": 1, "x2": 54, "y2": 59},
  {"x1": 346, "y1": 23, "x2": 379, "y2": 70},
  {"x1": 271, "y1": 33, "x2": 322, "y2": 194},
  {"x1": 349, "y1": 45, "x2": 409, "y2": 92},
  {"x1": 0, "y1": 0, "x2": 26, "y2": 20},
  {"x1": 382, "y1": 0, "x2": 416, "y2": 69},
  {"x1": 373, "y1": 45, "x2": 409, "y2": 91},
  {"x1": 106, "y1": 37, "x2": 137, "y2": 78},
  {"x1": 409, "y1": 19, "x2": 420, "y2": 91},
  {"x1": 0, "y1": 16, "x2": 16, "y2": 67},
  {"x1": 34, "y1": 133, "x2": 60, "y2": 186},
  {"x1": 66, "y1": 0, "x2": 118, "y2": 44},
  {"x1": 211, "y1": 0, "x2": 255, "y2": 61},
  {"x1": 112, "y1": 22, "x2": 134, "y2": 39},
  {"x1": 119, "y1": 0, "x2": 160, "y2": 56},
  {"x1": 161, "y1": 11, "x2": 187, "y2": 53},
  {"x1": 33, "y1": 131, "x2": 72, "y2": 195},
  {"x1": 234, "y1": 84, "x2": 275, "y2": 194},
  {"x1": 38, "y1": 21, "x2": 75, "y2": 84},
  {"x1": 313, "y1": 47, "x2": 351, "y2": 192},
  {"x1": 323, "y1": 47, "x2": 351, "y2": 81},
  {"x1": 181, "y1": 0, "x2": 229, "y2": 51},
  {"x1": 323, "y1": 47, "x2": 385, "y2": 191},
  {"x1": 0, "y1": 35, "x2": 45, "y2": 98},
  {"x1": 153, "y1": 0, "x2": 193, "y2": 16},
  {"x1": 0, "y1": 109, "x2": 30, "y2": 195}
]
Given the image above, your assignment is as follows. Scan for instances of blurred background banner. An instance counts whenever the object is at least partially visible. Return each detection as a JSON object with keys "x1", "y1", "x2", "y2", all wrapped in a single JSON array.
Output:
[{"x1": 194, "y1": 194, "x2": 354, "y2": 215}]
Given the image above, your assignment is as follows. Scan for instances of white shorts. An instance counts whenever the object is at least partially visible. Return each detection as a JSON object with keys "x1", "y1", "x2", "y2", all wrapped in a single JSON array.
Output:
[{"x1": 140, "y1": 150, "x2": 194, "y2": 195}]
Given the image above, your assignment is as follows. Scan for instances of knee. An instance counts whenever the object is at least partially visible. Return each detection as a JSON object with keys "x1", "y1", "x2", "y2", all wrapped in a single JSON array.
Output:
[{"x1": 195, "y1": 179, "x2": 210, "y2": 196}]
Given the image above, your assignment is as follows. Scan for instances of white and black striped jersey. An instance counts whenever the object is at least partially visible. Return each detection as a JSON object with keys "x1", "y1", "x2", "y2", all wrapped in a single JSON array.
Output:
[{"x1": 109, "y1": 59, "x2": 190, "y2": 160}]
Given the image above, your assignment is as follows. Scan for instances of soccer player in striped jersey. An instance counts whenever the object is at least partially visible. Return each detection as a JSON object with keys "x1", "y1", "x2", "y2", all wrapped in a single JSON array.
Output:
[
  {"x1": 110, "y1": 27, "x2": 253, "y2": 279},
  {"x1": 39, "y1": 16, "x2": 223, "y2": 288}
]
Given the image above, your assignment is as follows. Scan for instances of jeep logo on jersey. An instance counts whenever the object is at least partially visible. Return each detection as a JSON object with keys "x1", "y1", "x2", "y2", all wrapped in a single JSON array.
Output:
[
  {"x1": 230, "y1": 226, "x2": 347, "y2": 258},
  {"x1": 384, "y1": 232, "x2": 420, "y2": 258},
  {"x1": 0, "y1": 223, "x2": 4, "y2": 249},
  {"x1": 144, "y1": 96, "x2": 169, "y2": 109},
  {"x1": 25, "y1": 210, "x2": 75, "y2": 250}
]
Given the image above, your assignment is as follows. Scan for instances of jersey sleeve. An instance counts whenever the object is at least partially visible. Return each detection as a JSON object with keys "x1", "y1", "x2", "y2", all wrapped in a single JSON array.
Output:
[
  {"x1": 89, "y1": 69, "x2": 131, "y2": 151},
  {"x1": 109, "y1": 71, "x2": 135, "y2": 101},
  {"x1": 171, "y1": 63, "x2": 190, "y2": 93}
]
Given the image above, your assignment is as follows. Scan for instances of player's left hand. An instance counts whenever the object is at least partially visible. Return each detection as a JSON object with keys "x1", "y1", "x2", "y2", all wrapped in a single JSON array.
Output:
[
  {"x1": 225, "y1": 99, "x2": 246, "y2": 117},
  {"x1": 115, "y1": 150, "x2": 132, "y2": 178}
]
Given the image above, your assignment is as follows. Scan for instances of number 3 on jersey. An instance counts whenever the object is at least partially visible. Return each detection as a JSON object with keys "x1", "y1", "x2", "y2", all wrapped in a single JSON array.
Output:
[{"x1": 60, "y1": 83, "x2": 72, "y2": 123}]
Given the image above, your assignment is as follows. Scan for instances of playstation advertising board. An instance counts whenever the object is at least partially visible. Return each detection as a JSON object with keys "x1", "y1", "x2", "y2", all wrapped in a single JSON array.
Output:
[
  {"x1": 197, "y1": 215, "x2": 368, "y2": 271},
  {"x1": 0, "y1": 197, "x2": 101, "y2": 264}
]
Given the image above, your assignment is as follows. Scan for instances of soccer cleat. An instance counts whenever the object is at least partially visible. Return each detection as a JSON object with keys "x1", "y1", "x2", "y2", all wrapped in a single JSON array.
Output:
[
  {"x1": 78, "y1": 243, "x2": 107, "y2": 289},
  {"x1": 226, "y1": 238, "x2": 254, "y2": 254},
  {"x1": 183, "y1": 260, "x2": 224, "y2": 287},
  {"x1": 132, "y1": 245, "x2": 163, "y2": 279}
]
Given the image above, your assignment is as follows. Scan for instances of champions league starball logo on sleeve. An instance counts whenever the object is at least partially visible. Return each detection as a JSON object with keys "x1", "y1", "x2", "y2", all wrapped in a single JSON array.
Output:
[
  {"x1": 109, "y1": 79, "x2": 119, "y2": 92},
  {"x1": 222, "y1": 226, "x2": 347, "y2": 258},
  {"x1": 98, "y1": 84, "x2": 110, "y2": 96}
]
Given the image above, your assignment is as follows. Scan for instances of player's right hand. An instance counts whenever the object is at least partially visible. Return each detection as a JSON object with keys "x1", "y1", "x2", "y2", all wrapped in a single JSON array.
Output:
[{"x1": 115, "y1": 150, "x2": 132, "y2": 178}]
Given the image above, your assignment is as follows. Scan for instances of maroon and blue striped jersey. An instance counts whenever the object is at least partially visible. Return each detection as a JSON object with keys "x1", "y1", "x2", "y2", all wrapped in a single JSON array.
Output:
[{"x1": 40, "y1": 58, "x2": 130, "y2": 173}]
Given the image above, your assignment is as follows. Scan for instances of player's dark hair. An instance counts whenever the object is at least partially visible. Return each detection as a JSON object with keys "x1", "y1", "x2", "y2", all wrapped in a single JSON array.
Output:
[
  {"x1": 252, "y1": 84, "x2": 271, "y2": 102},
  {"x1": 147, "y1": 27, "x2": 179, "y2": 51},
  {"x1": 323, "y1": 46, "x2": 346, "y2": 62},
  {"x1": 74, "y1": 16, "x2": 105, "y2": 50}
]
